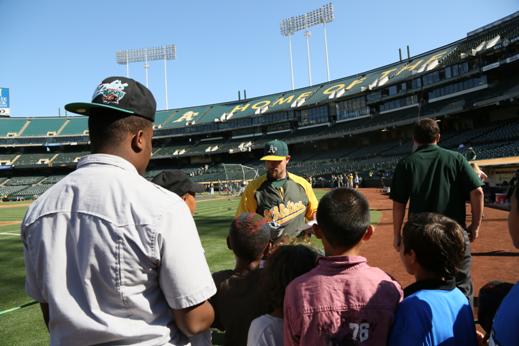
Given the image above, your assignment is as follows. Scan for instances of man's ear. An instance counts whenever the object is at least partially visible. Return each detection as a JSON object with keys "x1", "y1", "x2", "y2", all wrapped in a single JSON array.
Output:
[
  {"x1": 362, "y1": 225, "x2": 374, "y2": 241},
  {"x1": 405, "y1": 249, "x2": 418, "y2": 268},
  {"x1": 409, "y1": 249, "x2": 417, "y2": 264},
  {"x1": 131, "y1": 130, "x2": 145, "y2": 153},
  {"x1": 313, "y1": 224, "x2": 323, "y2": 239},
  {"x1": 285, "y1": 155, "x2": 291, "y2": 163},
  {"x1": 226, "y1": 235, "x2": 232, "y2": 250}
]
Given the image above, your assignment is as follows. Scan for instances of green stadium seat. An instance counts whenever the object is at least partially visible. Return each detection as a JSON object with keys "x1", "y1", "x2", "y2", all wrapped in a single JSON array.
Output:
[
  {"x1": 14, "y1": 154, "x2": 54, "y2": 168},
  {"x1": 52, "y1": 152, "x2": 89, "y2": 166},
  {"x1": 5, "y1": 176, "x2": 46, "y2": 186},
  {"x1": 21, "y1": 118, "x2": 66, "y2": 137},
  {"x1": 40, "y1": 175, "x2": 66, "y2": 184},
  {"x1": 0, "y1": 154, "x2": 17, "y2": 165},
  {"x1": 0, "y1": 118, "x2": 27, "y2": 137},
  {"x1": 59, "y1": 117, "x2": 89, "y2": 136},
  {"x1": 10, "y1": 185, "x2": 52, "y2": 198},
  {"x1": 0, "y1": 185, "x2": 27, "y2": 198}
]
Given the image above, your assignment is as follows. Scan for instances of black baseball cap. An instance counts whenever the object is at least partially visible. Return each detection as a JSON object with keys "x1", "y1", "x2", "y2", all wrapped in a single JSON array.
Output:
[
  {"x1": 152, "y1": 170, "x2": 205, "y2": 196},
  {"x1": 65, "y1": 76, "x2": 156, "y2": 121}
]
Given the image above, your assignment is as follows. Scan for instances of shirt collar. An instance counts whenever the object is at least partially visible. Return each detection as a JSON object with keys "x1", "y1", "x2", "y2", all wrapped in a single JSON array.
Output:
[
  {"x1": 317, "y1": 255, "x2": 367, "y2": 269},
  {"x1": 77, "y1": 154, "x2": 139, "y2": 175},
  {"x1": 415, "y1": 143, "x2": 438, "y2": 152},
  {"x1": 404, "y1": 277, "x2": 456, "y2": 297}
]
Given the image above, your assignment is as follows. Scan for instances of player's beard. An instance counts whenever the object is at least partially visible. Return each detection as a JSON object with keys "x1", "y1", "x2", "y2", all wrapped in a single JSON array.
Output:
[{"x1": 268, "y1": 167, "x2": 285, "y2": 180}]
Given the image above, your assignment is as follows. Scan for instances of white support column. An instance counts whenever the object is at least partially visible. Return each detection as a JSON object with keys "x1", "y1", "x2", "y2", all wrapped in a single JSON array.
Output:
[
  {"x1": 163, "y1": 47, "x2": 169, "y2": 110},
  {"x1": 126, "y1": 51, "x2": 130, "y2": 78},
  {"x1": 323, "y1": 22, "x2": 330, "y2": 82},
  {"x1": 144, "y1": 49, "x2": 149, "y2": 88},
  {"x1": 288, "y1": 35, "x2": 295, "y2": 90},
  {"x1": 304, "y1": 30, "x2": 313, "y2": 86}
]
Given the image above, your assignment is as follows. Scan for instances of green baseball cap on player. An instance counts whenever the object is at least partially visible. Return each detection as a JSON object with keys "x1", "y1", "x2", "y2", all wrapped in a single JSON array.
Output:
[{"x1": 260, "y1": 140, "x2": 289, "y2": 161}]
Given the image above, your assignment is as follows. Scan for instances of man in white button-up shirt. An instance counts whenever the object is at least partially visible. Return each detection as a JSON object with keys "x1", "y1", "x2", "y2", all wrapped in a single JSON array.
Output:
[{"x1": 21, "y1": 77, "x2": 216, "y2": 345}]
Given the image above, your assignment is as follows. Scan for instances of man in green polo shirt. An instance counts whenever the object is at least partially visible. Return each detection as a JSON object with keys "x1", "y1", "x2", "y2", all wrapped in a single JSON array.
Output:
[
  {"x1": 390, "y1": 118, "x2": 484, "y2": 300},
  {"x1": 236, "y1": 140, "x2": 318, "y2": 238}
]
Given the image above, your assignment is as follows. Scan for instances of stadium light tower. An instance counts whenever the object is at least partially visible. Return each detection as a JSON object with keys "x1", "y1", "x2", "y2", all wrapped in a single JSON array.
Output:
[
  {"x1": 280, "y1": 3, "x2": 334, "y2": 87},
  {"x1": 280, "y1": 18, "x2": 296, "y2": 90},
  {"x1": 116, "y1": 44, "x2": 176, "y2": 110}
]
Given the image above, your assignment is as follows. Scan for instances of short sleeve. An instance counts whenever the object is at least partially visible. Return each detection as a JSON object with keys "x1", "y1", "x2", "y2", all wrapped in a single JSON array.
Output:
[
  {"x1": 388, "y1": 298, "x2": 431, "y2": 346},
  {"x1": 247, "y1": 316, "x2": 282, "y2": 346},
  {"x1": 247, "y1": 317, "x2": 265, "y2": 346},
  {"x1": 21, "y1": 225, "x2": 46, "y2": 302},
  {"x1": 157, "y1": 199, "x2": 216, "y2": 310},
  {"x1": 236, "y1": 182, "x2": 258, "y2": 216},
  {"x1": 302, "y1": 181, "x2": 318, "y2": 220},
  {"x1": 389, "y1": 160, "x2": 410, "y2": 204}
]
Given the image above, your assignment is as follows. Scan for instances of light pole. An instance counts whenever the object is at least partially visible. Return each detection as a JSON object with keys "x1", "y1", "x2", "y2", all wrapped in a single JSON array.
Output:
[
  {"x1": 280, "y1": 18, "x2": 296, "y2": 90},
  {"x1": 321, "y1": 3, "x2": 334, "y2": 82},
  {"x1": 116, "y1": 44, "x2": 176, "y2": 110},
  {"x1": 280, "y1": 3, "x2": 335, "y2": 87},
  {"x1": 304, "y1": 30, "x2": 313, "y2": 86}
]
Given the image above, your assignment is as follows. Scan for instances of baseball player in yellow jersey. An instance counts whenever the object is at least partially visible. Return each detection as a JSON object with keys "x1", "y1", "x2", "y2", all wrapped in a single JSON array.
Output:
[{"x1": 236, "y1": 140, "x2": 318, "y2": 238}]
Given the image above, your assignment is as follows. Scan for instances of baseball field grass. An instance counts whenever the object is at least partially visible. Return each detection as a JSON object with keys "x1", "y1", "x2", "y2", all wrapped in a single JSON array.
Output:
[{"x1": 0, "y1": 189, "x2": 381, "y2": 345}]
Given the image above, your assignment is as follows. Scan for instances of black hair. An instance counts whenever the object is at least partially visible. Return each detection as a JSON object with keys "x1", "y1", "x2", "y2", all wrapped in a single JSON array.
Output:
[
  {"x1": 229, "y1": 213, "x2": 270, "y2": 262},
  {"x1": 261, "y1": 245, "x2": 319, "y2": 312},
  {"x1": 316, "y1": 188, "x2": 370, "y2": 249},
  {"x1": 478, "y1": 281, "x2": 514, "y2": 335},
  {"x1": 88, "y1": 110, "x2": 152, "y2": 152},
  {"x1": 413, "y1": 118, "x2": 440, "y2": 144},
  {"x1": 402, "y1": 213, "x2": 465, "y2": 279}
]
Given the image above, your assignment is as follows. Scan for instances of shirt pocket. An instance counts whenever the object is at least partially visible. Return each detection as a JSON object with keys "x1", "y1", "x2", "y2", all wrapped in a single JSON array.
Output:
[{"x1": 117, "y1": 222, "x2": 158, "y2": 302}]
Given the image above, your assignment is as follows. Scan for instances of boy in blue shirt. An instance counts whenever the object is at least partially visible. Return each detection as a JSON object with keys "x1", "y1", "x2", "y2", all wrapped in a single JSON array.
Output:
[{"x1": 389, "y1": 213, "x2": 477, "y2": 346}]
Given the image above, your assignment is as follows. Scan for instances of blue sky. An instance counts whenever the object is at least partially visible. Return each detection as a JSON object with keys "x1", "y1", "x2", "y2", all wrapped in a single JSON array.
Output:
[{"x1": 1, "y1": 0, "x2": 517, "y2": 117}]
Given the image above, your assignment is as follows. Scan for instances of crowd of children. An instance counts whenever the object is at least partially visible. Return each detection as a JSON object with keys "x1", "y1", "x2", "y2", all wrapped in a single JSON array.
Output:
[{"x1": 206, "y1": 186, "x2": 518, "y2": 345}]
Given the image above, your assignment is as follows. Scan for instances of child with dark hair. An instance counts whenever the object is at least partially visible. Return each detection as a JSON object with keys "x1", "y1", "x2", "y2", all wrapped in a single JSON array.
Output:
[
  {"x1": 247, "y1": 245, "x2": 319, "y2": 346},
  {"x1": 477, "y1": 280, "x2": 513, "y2": 341},
  {"x1": 210, "y1": 213, "x2": 271, "y2": 346},
  {"x1": 284, "y1": 188, "x2": 403, "y2": 346},
  {"x1": 389, "y1": 212, "x2": 477, "y2": 345},
  {"x1": 489, "y1": 186, "x2": 519, "y2": 345}
]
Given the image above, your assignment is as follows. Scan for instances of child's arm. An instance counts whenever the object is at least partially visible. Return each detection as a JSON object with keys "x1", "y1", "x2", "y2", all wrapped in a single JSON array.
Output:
[
  {"x1": 392, "y1": 201, "x2": 406, "y2": 251},
  {"x1": 173, "y1": 301, "x2": 215, "y2": 337},
  {"x1": 468, "y1": 187, "x2": 483, "y2": 242}
]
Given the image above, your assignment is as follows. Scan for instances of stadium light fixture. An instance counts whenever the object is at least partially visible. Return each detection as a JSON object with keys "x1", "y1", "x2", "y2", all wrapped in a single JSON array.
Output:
[
  {"x1": 280, "y1": 3, "x2": 334, "y2": 87},
  {"x1": 116, "y1": 44, "x2": 176, "y2": 110}
]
